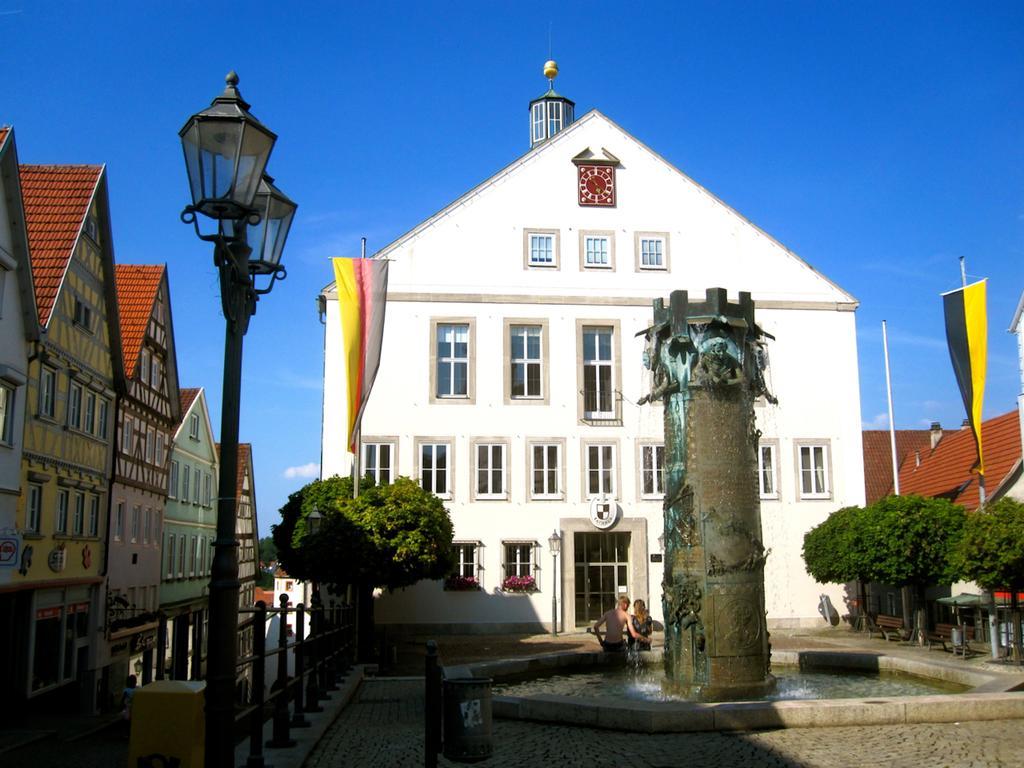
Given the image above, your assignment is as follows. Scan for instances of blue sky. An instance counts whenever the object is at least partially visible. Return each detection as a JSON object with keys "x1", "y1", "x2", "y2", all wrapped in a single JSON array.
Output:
[{"x1": 2, "y1": 2, "x2": 1022, "y2": 537}]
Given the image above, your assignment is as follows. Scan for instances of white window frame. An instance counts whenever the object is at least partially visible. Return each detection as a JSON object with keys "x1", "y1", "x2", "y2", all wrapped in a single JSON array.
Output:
[
  {"x1": 640, "y1": 443, "x2": 665, "y2": 499},
  {"x1": 88, "y1": 495, "x2": 99, "y2": 537},
  {"x1": 0, "y1": 382, "x2": 13, "y2": 444},
  {"x1": 796, "y1": 441, "x2": 832, "y2": 500},
  {"x1": 193, "y1": 466, "x2": 201, "y2": 503},
  {"x1": 528, "y1": 441, "x2": 563, "y2": 500},
  {"x1": 83, "y1": 391, "x2": 95, "y2": 435},
  {"x1": 580, "y1": 232, "x2": 614, "y2": 269},
  {"x1": 473, "y1": 441, "x2": 507, "y2": 500},
  {"x1": 150, "y1": 357, "x2": 161, "y2": 391},
  {"x1": 758, "y1": 441, "x2": 779, "y2": 499},
  {"x1": 139, "y1": 348, "x2": 150, "y2": 385},
  {"x1": 73, "y1": 297, "x2": 93, "y2": 333},
  {"x1": 144, "y1": 508, "x2": 152, "y2": 544},
  {"x1": 502, "y1": 541, "x2": 538, "y2": 583},
  {"x1": 27, "y1": 484, "x2": 42, "y2": 534},
  {"x1": 635, "y1": 232, "x2": 670, "y2": 271},
  {"x1": 114, "y1": 501, "x2": 125, "y2": 541},
  {"x1": 177, "y1": 533, "x2": 186, "y2": 577},
  {"x1": 122, "y1": 418, "x2": 133, "y2": 453},
  {"x1": 362, "y1": 440, "x2": 396, "y2": 486},
  {"x1": 55, "y1": 489, "x2": 69, "y2": 534},
  {"x1": 584, "y1": 443, "x2": 617, "y2": 498},
  {"x1": 67, "y1": 383, "x2": 82, "y2": 430},
  {"x1": 182, "y1": 464, "x2": 190, "y2": 501},
  {"x1": 434, "y1": 322, "x2": 470, "y2": 399},
  {"x1": 582, "y1": 326, "x2": 616, "y2": 419},
  {"x1": 528, "y1": 230, "x2": 561, "y2": 268},
  {"x1": 204, "y1": 473, "x2": 212, "y2": 506},
  {"x1": 97, "y1": 398, "x2": 108, "y2": 439},
  {"x1": 509, "y1": 324, "x2": 543, "y2": 399},
  {"x1": 39, "y1": 366, "x2": 56, "y2": 419},
  {"x1": 168, "y1": 460, "x2": 179, "y2": 499},
  {"x1": 72, "y1": 492, "x2": 84, "y2": 535},
  {"x1": 146, "y1": 426, "x2": 155, "y2": 464},
  {"x1": 131, "y1": 505, "x2": 140, "y2": 543},
  {"x1": 417, "y1": 440, "x2": 452, "y2": 498},
  {"x1": 453, "y1": 542, "x2": 479, "y2": 579},
  {"x1": 189, "y1": 413, "x2": 199, "y2": 440},
  {"x1": 531, "y1": 102, "x2": 545, "y2": 143}
]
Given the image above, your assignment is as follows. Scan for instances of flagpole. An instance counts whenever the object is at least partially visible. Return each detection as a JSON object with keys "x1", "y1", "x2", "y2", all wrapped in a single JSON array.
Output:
[
  {"x1": 882, "y1": 320, "x2": 900, "y2": 495},
  {"x1": 960, "y1": 258, "x2": 987, "y2": 508}
]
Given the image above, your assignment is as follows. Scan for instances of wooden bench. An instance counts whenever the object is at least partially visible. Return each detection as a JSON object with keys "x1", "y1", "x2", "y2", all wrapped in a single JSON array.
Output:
[
  {"x1": 867, "y1": 614, "x2": 906, "y2": 641},
  {"x1": 927, "y1": 623, "x2": 975, "y2": 657}
]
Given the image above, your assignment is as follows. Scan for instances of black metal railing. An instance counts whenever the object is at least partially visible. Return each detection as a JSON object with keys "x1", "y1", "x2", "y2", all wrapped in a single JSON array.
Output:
[{"x1": 232, "y1": 594, "x2": 355, "y2": 767}]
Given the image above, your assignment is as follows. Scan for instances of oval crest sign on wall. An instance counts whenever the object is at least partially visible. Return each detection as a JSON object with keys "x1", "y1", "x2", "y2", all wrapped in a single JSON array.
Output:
[{"x1": 588, "y1": 496, "x2": 619, "y2": 530}]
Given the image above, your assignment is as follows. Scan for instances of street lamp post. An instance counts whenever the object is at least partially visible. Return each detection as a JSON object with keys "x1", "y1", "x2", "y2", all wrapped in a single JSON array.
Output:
[
  {"x1": 179, "y1": 72, "x2": 296, "y2": 767},
  {"x1": 548, "y1": 530, "x2": 561, "y2": 636}
]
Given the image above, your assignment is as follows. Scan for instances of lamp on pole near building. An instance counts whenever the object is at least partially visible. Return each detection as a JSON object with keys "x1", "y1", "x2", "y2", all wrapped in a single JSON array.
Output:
[
  {"x1": 548, "y1": 530, "x2": 562, "y2": 636},
  {"x1": 179, "y1": 71, "x2": 296, "y2": 767}
]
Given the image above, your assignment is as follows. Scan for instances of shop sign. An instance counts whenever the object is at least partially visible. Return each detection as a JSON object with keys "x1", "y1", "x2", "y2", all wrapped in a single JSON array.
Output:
[
  {"x1": 0, "y1": 533, "x2": 20, "y2": 568},
  {"x1": 131, "y1": 632, "x2": 156, "y2": 654},
  {"x1": 36, "y1": 606, "x2": 61, "y2": 621},
  {"x1": 69, "y1": 601, "x2": 90, "y2": 614},
  {"x1": 47, "y1": 544, "x2": 66, "y2": 573}
]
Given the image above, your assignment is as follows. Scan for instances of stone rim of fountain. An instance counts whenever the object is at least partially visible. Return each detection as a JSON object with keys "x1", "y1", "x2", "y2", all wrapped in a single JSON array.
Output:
[{"x1": 450, "y1": 650, "x2": 1024, "y2": 733}]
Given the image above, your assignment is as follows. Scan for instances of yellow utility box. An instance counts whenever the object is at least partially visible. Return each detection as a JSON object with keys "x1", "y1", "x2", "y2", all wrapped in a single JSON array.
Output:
[{"x1": 128, "y1": 679, "x2": 206, "y2": 768}]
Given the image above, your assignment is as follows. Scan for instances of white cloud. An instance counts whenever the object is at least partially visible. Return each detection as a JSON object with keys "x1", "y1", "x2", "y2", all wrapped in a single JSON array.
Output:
[
  {"x1": 862, "y1": 412, "x2": 890, "y2": 429},
  {"x1": 283, "y1": 462, "x2": 320, "y2": 479}
]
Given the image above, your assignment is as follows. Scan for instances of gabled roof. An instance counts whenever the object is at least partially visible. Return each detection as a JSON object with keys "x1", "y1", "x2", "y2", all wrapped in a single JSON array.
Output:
[
  {"x1": 0, "y1": 127, "x2": 8, "y2": 147},
  {"x1": 862, "y1": 428, "x2": 944, "y2": 504},
  {"x1": 1010, "y1": 290, "x2": 1024, "y2": 333},
  {"x1": 898, "y1": 410, "x2": 1022, "y2": 510},
  {"x1": 358, "y1": 109, "x2": 855, "y2": 306},
  {"x1": 20, "y1": 164, "x2": 103, "y2": 326},
  {"x1": 0, "y1": 127, "x2": 39, "y2": 340},
  {"x1": 114, "y1": 264, "x2": 164, "y2": 376},
  {"x1": 179, "y1": 387, "x2": 200, "y2": 423}
]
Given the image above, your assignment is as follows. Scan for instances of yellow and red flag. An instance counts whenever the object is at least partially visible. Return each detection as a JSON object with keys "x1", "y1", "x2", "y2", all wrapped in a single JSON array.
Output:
[
  {"x1": 942, "y1": 279, "x2": 987, "y2": 475},
  {"x1": 332, "y1": 257, "x2": 389, "y2": 453}
]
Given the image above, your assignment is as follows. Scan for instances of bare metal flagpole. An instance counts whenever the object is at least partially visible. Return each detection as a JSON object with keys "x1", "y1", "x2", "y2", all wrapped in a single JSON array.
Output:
[{"x1": 882, "y1": 320, "x2": 900, "y2": 496}]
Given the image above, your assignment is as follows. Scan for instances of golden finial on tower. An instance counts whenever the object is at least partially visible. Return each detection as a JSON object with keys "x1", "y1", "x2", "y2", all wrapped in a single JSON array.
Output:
[{"x1": 543, "y1": 60, "x2": 559, "y2": 85}]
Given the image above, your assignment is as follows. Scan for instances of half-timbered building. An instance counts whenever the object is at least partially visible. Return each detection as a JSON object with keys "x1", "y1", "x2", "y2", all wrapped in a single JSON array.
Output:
[
  {"x1": 11, "y1": 164, "x2": 123, "y2": 713},
  {"x1": 101, "y1": 264, "x2": 180, "y2": 700}
]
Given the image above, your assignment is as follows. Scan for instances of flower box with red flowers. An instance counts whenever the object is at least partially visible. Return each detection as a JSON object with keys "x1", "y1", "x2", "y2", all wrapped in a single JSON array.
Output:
[
  {"x1": 444, "y1": 575, "x2": 480, "y2": 591},
  {"x1": 501, "y1": 575, "x2": 537, "y2": 593}
]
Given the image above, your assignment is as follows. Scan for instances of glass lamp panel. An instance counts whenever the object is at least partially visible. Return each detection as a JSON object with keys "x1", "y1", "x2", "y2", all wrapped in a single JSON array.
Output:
[
  {"x1": 196, "y1": 119, "x2": 243, "y2": 204},
  {"x1": 234, "y1": 122, "x2": 275, "y2": 209}
]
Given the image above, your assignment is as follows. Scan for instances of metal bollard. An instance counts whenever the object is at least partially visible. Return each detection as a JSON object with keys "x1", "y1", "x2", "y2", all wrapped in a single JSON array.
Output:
[
  {"x1": 291, "y1": 603, "x2": 311, "y2": 726},
  {"x1": 425, "y1": 640, "x2": 441, "y2": 768},
  {"x1": 304, "y1": 601, "x2": 324, "y2": 712},
  {"x1": 245, "y1": 601, "x2": 268, "y2": 768},
  {"x1": 267, "y1": 594, "x2": 296, "y2": 747}
]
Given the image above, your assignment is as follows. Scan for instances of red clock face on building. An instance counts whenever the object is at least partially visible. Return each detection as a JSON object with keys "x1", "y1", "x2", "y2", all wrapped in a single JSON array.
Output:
[{"x1": 578, "y1": 165, "x2": 616, "y2": 207}]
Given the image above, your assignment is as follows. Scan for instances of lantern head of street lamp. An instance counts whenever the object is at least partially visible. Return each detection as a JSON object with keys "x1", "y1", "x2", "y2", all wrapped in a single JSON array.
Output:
[
  {"x1": 548, "y1": 529, "x2": 561, "y2": 557},
  {"x1": 179, "y1": 71, "x2": 277, "y2": 223},
  {"x1": 233, "y1": 174, "x2": 296, "y2": 292},
  {"x1": 307, "y1": 504, "x2": 322, "y2": 536}
]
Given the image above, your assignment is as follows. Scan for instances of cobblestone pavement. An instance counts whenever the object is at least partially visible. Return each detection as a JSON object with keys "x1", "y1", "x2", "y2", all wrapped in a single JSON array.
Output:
[
  {"x1": 307, "y1": 678, "x2": 1024, "y2": 768},
  {"x1": 2, "y1": 720, "x2": 128, "y2": 768}
]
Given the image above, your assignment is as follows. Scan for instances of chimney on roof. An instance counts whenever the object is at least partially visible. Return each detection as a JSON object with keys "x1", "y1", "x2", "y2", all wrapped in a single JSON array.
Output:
[
  {"x1": 930, "y1": 421, "x2": 942, "y2": 449},
  {"x1": 915, "y1": 450, "x2": 921, "y2": 468},
  {"x1": 961, "y1": 419, "x2": 970, "y2": 429}
]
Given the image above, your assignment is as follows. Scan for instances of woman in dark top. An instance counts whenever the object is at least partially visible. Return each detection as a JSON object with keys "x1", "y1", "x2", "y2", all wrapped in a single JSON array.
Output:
[{"x1": 628, "y1": 599, "x2": 653, "y2": 650}]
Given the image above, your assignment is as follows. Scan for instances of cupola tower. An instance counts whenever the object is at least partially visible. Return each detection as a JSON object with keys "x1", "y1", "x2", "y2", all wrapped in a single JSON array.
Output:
[{"x1": 529, "y1": 60, "x2": 575, "y2": 148}]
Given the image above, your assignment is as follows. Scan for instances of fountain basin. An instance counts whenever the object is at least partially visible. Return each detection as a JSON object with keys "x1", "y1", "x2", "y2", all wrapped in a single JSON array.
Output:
[{"x1": 449, "y1": 650, "x2": 1024, "y2": 733}]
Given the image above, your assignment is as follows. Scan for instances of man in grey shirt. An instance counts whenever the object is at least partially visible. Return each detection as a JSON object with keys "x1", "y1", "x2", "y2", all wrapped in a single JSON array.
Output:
[{"x1": 592, "y1": 596, "x2": 630, "y2": 652}]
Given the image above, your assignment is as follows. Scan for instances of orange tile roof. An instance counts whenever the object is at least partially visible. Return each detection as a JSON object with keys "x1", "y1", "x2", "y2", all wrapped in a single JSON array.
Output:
[
  {"x1": 114, "y1": 264, "x2": 164, "y2": 377},
  {"x1": 20, "y1": 164, "x2": 102, "y2": 326},
  {"x1": 898, "y1": 410, "x2": 1022, "y2": 510},
  {"x1": 178, "y1": 387, "x2": 200, "y2": 424},
  {"x1": 0, "y1": 127, "x2": 8, "y2": 148},
  {"x1": 862, "y1": 428, "x2": 944, "y2": 504}
]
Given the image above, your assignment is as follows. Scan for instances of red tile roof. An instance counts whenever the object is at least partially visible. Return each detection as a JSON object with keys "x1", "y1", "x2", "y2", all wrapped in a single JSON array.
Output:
[
  {"x1": 179, "y1": 387, "x2": 200, "y2": 423},
  {"x1": 114, "y1": 264, "x2": 164, "y2": 377},
  {"x1": 862, "y1": 428, "x2": 944, "y2": 504},
  {"x1": 0, "y1": 127, "x2": 9, "y2": 149},
  {"x1": 898, "y1": 411, "x2": 1022, "y2": 510},
  {"x1": 20, "y1": 164, "x2": 102, "y2": 326}
]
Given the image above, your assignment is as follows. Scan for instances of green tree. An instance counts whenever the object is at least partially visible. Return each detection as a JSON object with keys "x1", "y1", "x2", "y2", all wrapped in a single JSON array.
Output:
[
  {"x1": 803, "y1": 495, "x2": 966, "y2": 640},
  {"x1": 271, "y1": 475, "x2": 455, "y2": 659},
  {"x1": 954, "y1": 497, "x2": 1024, "y2": 659},
  {"x1": 258, "y1": 536, "x2": 278, "y2": 564},
  {"x1": 802, "y1": 505, "x2": 874, "y2": 621}
]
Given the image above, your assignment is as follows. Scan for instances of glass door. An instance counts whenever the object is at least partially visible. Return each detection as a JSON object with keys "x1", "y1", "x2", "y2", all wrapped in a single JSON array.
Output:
[{"x1": 574, "y1": 531, "x2": 630, "y2": 626}]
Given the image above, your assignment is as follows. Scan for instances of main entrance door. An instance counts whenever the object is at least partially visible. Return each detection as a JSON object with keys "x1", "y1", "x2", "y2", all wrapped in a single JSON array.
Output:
[{"x1": 574, "y1": 531, "x2": 630, "y2": 626}]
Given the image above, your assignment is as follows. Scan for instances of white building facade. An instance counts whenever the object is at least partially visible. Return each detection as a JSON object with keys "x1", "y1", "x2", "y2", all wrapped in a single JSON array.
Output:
[{"x1": 321, "y1": 80, "x2": 865, "y2": 633}]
